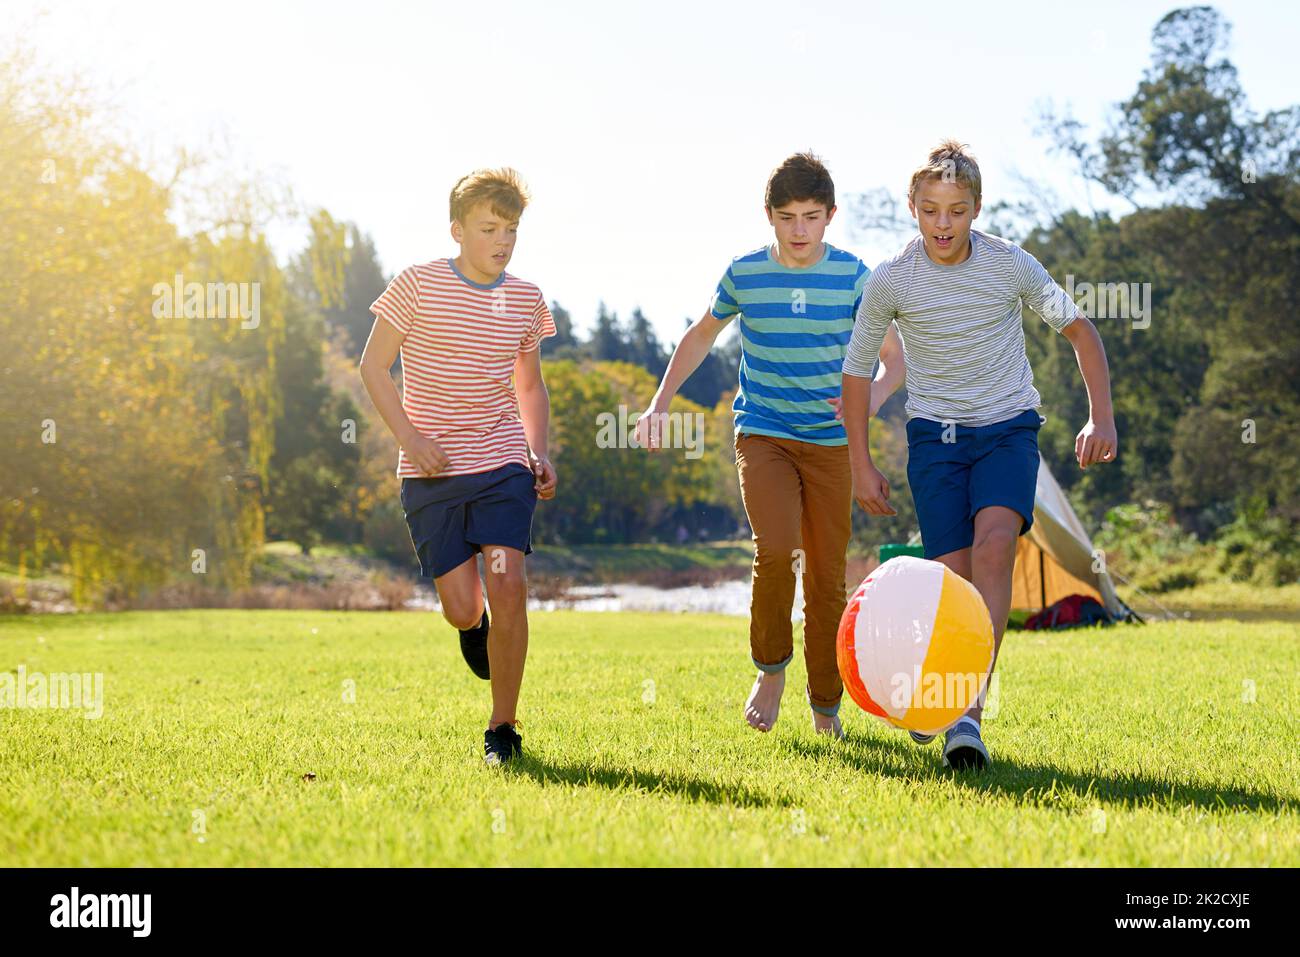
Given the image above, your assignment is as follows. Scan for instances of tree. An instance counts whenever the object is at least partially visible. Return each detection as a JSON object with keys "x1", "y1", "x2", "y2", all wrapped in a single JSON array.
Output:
[
  {"x1": 545, "y1": 300, "x2": 580, "y2": 355},
  {"x1": 588, "y1": 301, "x2": 625, "y2": 362},
  {"x1": 0, "y1": 47, "x2": 291, "y2": 601},
  {"x1": 625, "y1": 307, "x2": 667, "y2": 378},
  {"x1": 1032, "y1": 5, "x2": 1299, "y2": 529},
  {"x1": 263, "y1": 279, "x2": 360, "y2": 554}
]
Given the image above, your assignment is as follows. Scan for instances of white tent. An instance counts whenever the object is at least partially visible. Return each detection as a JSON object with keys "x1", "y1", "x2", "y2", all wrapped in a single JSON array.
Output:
[{"x1": 1010, "y1": 454, "x2": 1130, "y2": 618}]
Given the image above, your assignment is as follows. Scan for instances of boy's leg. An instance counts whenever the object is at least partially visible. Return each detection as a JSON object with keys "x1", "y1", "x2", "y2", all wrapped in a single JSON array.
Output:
[
  {"x1": 931, "y1": 509, "x2": 1017, "y2": 723},
  {"x1": 461, "y1": 464, "x2": 538, "y2": 732},
  {"x1": 907, "y1": 417, "x2": 976, "y2": 748},
  {"x1": 796, "y1": 441, "x2": 852, "y2": 734},
  {"x1": 402, "y1": 475, "x2": 481, "y2": 631},
  {"x1": 480, "y1": 544, "x2": 529, "y2": 728},
  {"x1": 968, "y1": 505, "x2": 1020, "y2": 659},
  {"x1": 930, "y1": 548, "x2": 972, "y2": 580},
  {"x1": 433, "y1": 557, "x2": 485, "y2": 630},
  {"x1": 962, "y1": 409, "x2": 1043, "y2": 724},
  {"x1": 735, "y1": 433, "x2": 803, "y2": 731}
]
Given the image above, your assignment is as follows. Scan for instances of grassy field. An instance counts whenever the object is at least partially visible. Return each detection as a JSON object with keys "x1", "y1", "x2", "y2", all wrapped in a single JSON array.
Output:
[{"x1": 1, "y1": 609, "x2": 1296, "y2": 866}]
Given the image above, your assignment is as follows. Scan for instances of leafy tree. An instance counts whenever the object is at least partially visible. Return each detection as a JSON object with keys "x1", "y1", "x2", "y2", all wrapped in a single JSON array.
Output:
[
  {"x1": 1035, "y1": 5, "x2": 1299, "y2": 529},
  {"x1": 0, "y1": 48, "x2": 290, "y2": 601},
  {"x1": 545, "y1": 300, "x2": 580, "y2": 356},
  {"x1": 588, "y1": 301, "x2": 624, "y2": 362},
  {"x1": 263, "y1": 283, "x2": 360, "y2": 554}
]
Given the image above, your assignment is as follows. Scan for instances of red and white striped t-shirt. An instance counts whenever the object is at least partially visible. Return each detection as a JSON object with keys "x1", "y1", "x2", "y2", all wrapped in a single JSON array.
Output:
[{"x1": 369, "y1": 258, "x2": 556, "y2": 478}]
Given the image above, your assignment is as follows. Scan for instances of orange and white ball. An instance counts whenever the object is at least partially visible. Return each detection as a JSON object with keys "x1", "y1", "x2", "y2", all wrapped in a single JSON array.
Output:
[{"x1": 837, "y1": 556, "x2": 995, "y2": 735}]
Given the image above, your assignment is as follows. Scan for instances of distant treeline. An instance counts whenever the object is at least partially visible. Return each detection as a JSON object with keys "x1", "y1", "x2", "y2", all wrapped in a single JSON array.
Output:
[{"x1": 1, "y1": 6, "x2": 1296, "y2": 609}]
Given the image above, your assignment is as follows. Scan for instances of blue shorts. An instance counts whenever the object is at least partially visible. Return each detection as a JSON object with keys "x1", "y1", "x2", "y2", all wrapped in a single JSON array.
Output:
[
  {"x1": 400, "y1": 463, "x2": 537, "y2": 580},
  {"x1": 905, "y1": 409, "x2": 1042, "y2": 560}
]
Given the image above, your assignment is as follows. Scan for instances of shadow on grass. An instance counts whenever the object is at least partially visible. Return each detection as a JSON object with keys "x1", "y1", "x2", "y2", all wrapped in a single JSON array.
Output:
[
  {"x1": 782, "y1": 732, "x2": 1295, "y2": 814},
  {"x1": 508, "y1": 754, "x2": 794, "y2": 809}
]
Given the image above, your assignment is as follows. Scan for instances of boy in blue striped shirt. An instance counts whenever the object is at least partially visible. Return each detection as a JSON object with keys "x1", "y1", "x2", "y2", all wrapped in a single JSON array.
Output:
[{"x1": 637, "y1": 153, "x2": 902, "y2": 737}]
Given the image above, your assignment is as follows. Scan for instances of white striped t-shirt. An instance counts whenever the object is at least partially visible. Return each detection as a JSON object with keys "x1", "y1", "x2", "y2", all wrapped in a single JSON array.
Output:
[
  {"x1": 369, "y1": 258, "x2": 556, "y2": 478},
  {"x1": 843, "y1": 230, "x2": 1080, "y2": 426}
]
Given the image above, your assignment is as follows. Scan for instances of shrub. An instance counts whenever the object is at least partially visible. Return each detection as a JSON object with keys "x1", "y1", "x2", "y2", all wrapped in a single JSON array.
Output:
[
  {"x1": 1093, "y1": 502, "x2": 1216, "y2": 592},
  {"x1": 1214, "y1": 499, "x2": 1300, "y2": 586}
]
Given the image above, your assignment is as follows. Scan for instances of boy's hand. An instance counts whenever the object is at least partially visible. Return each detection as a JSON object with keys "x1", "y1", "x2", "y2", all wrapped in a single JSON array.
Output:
[
  {"x1": 403, "y1": 431, "x2": 450, "y2": 476},
  {"x1": 634, "y1": 403, "x2": 670, "y2": 451},
  {"x1": 827, "y1": 394, "x2": 887, "y2": 420},
  {"x1": 852, "y1": 462, "x2": 897, "y2": 515},
  {"x1": 531, "y1": 453, "x2": 557, "y2": 500},
  {"x1": 1075, "y1": 418, "x2": 1118, "y2": 469}
]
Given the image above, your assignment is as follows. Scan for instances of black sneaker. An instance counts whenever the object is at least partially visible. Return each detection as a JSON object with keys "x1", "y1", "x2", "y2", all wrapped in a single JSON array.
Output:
[
  {"x1": 941, "y1": 719, "x2": 991, "y2": 771},
  {"x1": 458, "y1": 611, "x2": 490, "y2": 680},
  {"x1": 483, "y1": 722, "x2": 522, "y2": 765}
]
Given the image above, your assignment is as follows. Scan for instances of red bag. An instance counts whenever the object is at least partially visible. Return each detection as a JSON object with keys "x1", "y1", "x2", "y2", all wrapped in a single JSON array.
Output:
[{"x1": 1024, "y1": 594, "x2": 1111, "y2": 630}]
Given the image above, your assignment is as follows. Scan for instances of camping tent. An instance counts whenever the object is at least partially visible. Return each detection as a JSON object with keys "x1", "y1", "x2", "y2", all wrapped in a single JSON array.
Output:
[{"x1": 1011, "y1": 453, "x2": 1129, "y2": 618}]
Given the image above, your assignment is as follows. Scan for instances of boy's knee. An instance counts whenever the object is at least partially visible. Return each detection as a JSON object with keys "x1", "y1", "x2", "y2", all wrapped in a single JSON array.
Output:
[
  {"x1": 486, "y1": 565, "x2": 527, "y2": 605},
  {"x1": 442, "y1": 600, "x2": 482, "y2": 631},
  {"x1": 754, "y1": 541, "x2": 802, "y2": 574},
  {"x1": 972, "y1": 524, "x2": 1018, "y2": 564},
  {"x1": 801, "y1": 553, "x2": 846, "y2": 587}
]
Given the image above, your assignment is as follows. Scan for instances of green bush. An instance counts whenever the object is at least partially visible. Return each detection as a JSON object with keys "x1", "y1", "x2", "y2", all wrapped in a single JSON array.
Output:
[
  {"x1": 1093, "y1": 502, "x2": 1217, "y2": 592},
  {"x1": 362, "y1": 499, "x2": 415, "y2": 567},
  {"x1": 1214, "y1": 499, "x2": 1300, "y2": 586},
  {"x1": 1094, "y1": 499, "x2": 1300, "y2": 591}
]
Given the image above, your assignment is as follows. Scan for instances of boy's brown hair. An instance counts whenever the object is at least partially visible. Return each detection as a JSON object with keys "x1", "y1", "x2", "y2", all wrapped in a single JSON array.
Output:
[
  {"x1": 449, "y1": 167, "x2": 531, "y2": 224},
  {"x1": 765, "y1": 152, "x2": 835, "y2": 211},
  {"x1": 908, "y1": 139, "x2": 982, "y2": 206}
]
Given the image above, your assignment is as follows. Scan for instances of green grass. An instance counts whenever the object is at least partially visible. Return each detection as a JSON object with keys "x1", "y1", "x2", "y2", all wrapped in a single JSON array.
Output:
[{"x1": 1, "y1": 610, "x2": 1296, "y2": 866}]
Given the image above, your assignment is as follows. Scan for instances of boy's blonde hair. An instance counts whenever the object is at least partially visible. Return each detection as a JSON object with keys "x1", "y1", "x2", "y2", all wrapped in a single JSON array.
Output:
[
  {"x1": 908, "y1": 140, "x2": 981, "y2": 206},
  {"x1": 449, "y1": 167, "x2": 531, "y2": 224}
]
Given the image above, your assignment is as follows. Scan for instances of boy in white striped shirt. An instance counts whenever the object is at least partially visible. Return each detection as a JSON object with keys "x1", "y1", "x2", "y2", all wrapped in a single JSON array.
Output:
[{"x1": 841, "y1": 140, "x2": 1118, "y2": 770}]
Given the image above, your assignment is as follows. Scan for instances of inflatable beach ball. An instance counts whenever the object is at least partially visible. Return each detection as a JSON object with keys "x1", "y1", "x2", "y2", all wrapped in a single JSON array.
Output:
[{"x1": 837, "y1": 556, "x2": 995, "y2": 736}]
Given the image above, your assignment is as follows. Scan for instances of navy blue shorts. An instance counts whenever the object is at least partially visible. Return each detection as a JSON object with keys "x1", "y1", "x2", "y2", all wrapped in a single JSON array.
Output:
[
  {"x1": 905, "y1": 409, "x2": 1042, "y2": 560},
  {"x1": 400, "y1": 463, "x2": 537, "y2": 580}
]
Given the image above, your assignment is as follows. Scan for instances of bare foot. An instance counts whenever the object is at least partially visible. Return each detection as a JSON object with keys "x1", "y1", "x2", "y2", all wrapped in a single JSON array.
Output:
[
  {"x1": 744, "y1": 671, "x2": 784, "y2": 732},
  {"x1": 812, "y1": 711, "x2": 844, "y2": 739}
]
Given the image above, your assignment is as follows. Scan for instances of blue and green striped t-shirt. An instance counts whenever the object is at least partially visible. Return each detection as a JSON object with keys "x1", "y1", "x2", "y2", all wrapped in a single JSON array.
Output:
[{"x1": 710, "y1": 243, "x2": 870, "y2": 445}]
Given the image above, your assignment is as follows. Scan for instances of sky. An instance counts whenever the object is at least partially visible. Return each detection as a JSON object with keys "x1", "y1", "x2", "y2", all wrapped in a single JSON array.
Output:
[{"x1": 11, "y1": 0, "x2": 1298, "y2": 343}]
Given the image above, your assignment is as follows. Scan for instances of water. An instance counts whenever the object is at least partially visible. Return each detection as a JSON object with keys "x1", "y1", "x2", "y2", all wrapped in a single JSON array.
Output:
[
  {"x1": 405, "y1": 581, "x2": 1298, "y2": 623},
  {"x1": 406, "y1": 578, "x2": 806, "y2": 620}
]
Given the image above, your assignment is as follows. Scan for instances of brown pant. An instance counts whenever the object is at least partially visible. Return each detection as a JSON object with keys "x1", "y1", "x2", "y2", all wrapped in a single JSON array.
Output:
[{"x1": 735, "y1": 432, "x2": 851, "y2": 715}]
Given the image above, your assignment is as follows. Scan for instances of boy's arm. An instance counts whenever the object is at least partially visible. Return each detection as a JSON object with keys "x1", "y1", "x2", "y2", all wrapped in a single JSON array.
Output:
[
  {"x1": 869, "y1": 323, "x2": 905, "y2": 417},
  {"x1": 358, "y1": 317, "x2": 449, "y2": 475},
  {"x1": 842, "y1": 374, "x2": 895, "y2": 515},
  {"x1": 842, "y1": 271, "x2": 897, "y2": 515},
  {"x1": 1014, "y1": 246, "x2": 1118, "y2": 471},
  {"x1": 635, "y1": 308, "x2": 729, "y2": 450},
  {"x1": 1060, "y1": 316, "x2": 1118, "y2": 469},
  {"x1": 826, "y1": 322, "x2": 905, "y2": 419},
  {"x1": 514, "y1": 346, "x2": 556, "y2": 499}
]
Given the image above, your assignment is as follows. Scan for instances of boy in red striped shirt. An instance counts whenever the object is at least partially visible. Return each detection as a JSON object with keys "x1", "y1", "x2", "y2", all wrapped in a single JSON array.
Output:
[{"x1": 359, "y1": 168, "x2": 557, "y2": 765}]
